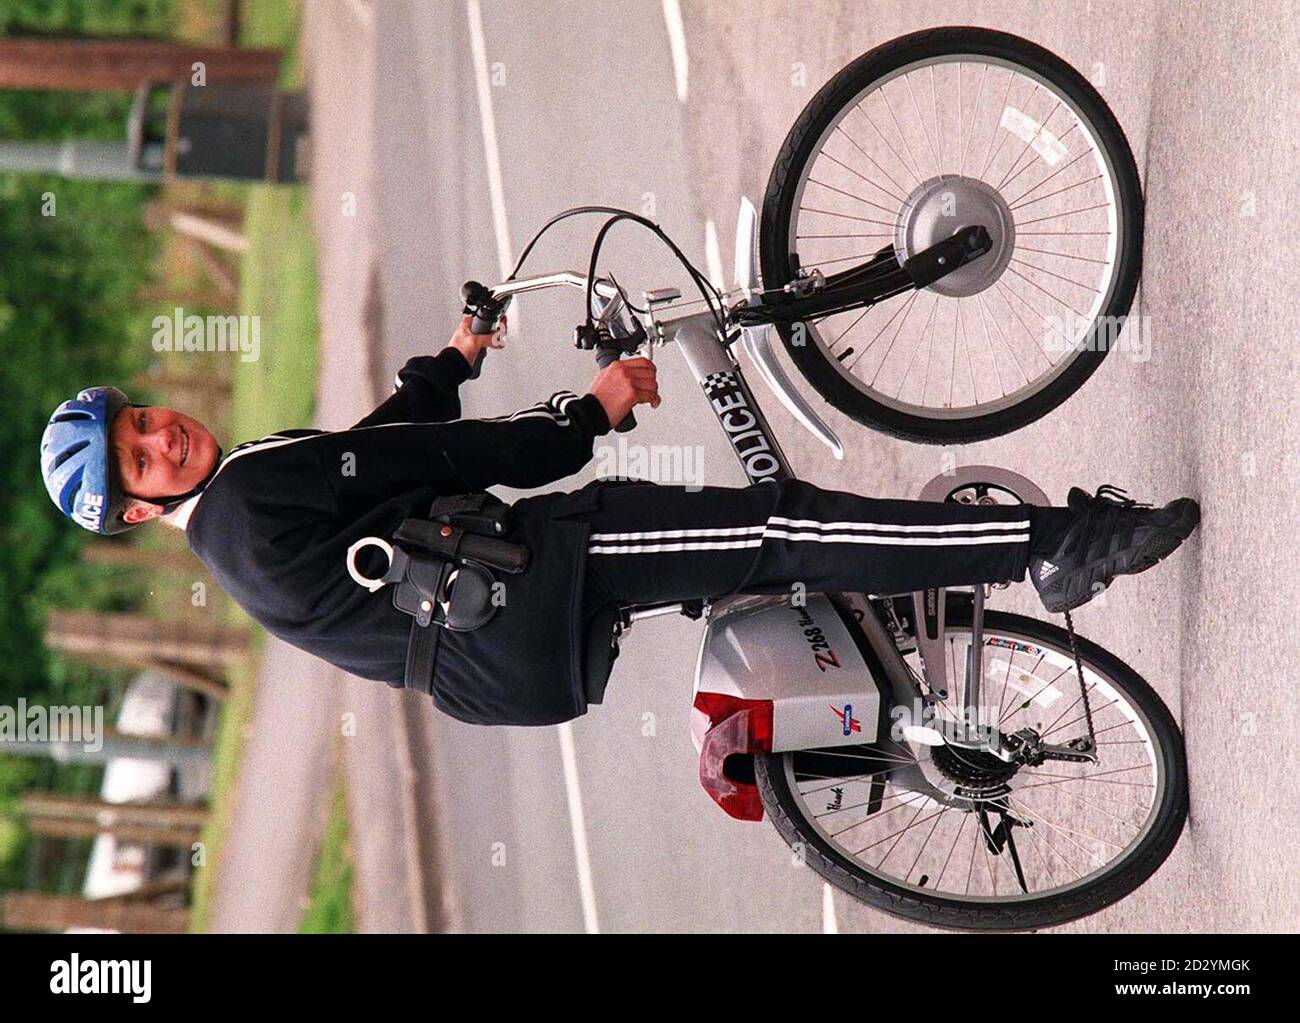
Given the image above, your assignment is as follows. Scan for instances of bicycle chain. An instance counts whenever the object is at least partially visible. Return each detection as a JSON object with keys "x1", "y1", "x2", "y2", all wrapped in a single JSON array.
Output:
[{"x1": 1063, "y1": 609, "x2": 1098, "y2": 758}]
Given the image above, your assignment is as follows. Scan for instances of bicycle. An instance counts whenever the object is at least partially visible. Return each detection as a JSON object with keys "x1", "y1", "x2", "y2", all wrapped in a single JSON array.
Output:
[{"x1": 455, "y1": 27, "x2": 1180, "y2": 931}]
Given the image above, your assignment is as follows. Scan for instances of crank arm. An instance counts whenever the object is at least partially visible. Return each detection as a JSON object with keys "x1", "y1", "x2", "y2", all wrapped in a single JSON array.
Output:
[
  {"x1": 1004, "y1": 728, "x2": 1099, "y2": 765},
  {"x1": 1029, "y1": 740, "x2": 1099, "y2": 765}
]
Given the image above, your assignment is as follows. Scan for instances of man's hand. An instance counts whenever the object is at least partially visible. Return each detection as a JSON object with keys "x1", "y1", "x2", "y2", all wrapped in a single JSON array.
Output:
[
  {"x1": 589, "y1": 356, "x2": 660, "y2": 428},
  {"x1": 446, "y1": 314, "x2": 507, "y2": 369}
]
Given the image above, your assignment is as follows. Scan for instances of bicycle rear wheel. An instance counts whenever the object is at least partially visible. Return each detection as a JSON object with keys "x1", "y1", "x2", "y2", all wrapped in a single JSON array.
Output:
[
  {"x1": 754, "y1": 604, "x2": 1188, "y2": 931},
  {"x1": 760, "y1": 27, "x2": 1144, "y2": 443}
]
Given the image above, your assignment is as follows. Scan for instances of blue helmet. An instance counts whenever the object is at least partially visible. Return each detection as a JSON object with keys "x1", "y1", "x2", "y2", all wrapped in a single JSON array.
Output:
[{"x1": 40, "y1": 386, "x2": 134, "y2": 535}]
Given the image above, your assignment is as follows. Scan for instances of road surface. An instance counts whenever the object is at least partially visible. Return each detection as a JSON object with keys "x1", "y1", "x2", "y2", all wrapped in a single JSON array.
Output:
[{"x1": 265, "y1": 0, "x2": 1298, "y2": 933}]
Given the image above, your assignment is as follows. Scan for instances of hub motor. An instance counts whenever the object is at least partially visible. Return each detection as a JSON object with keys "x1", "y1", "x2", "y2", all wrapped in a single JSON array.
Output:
[{"x1": 894, "y1": 175, "x2": 1015, "y2": 297}]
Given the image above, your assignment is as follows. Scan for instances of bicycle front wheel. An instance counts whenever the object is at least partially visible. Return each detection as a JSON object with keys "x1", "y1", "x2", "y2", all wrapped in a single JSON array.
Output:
[{"x1": 760, "y1": 27, "x2": 1144, "y2": 443}]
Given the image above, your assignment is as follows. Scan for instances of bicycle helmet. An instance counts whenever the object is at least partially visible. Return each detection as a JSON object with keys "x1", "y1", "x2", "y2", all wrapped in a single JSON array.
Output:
[{"x1": 40, "y1": 386, "x2": 136, "y2": 534}]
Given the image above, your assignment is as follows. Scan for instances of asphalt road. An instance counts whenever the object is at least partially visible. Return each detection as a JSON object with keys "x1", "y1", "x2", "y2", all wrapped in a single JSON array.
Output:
[{"x1": 368, "y1": 0, "x2": 1300, "y2": 932}]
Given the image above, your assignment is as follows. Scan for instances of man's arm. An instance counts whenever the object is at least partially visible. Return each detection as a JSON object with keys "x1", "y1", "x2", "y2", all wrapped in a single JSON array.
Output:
[
  {"x1": 306, "y1": 355, "x2": 654, "y2": 515},
  {"x1": 351, "y1": 316, "x2": 507, "y2": 429},
  {"x1": 319, "y1": 389, "x2": 612, "y2": 515},
  {"x1": 351, "y1": 347, "x2": 473, "y2": 428}
]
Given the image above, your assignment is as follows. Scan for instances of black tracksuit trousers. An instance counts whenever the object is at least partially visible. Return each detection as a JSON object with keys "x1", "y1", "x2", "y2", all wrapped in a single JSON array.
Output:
[
  {"x1": 433, "y1": 477, "x2": 1042, "y2": 726},
  {"x1": 579, "y1": 478, "x2": 1033, "y2": 611}
]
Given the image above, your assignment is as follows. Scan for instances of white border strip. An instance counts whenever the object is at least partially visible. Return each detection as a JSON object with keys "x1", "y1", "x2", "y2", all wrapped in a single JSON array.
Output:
[{"x1": 822, "y1": 882, "x2": 839, "y2": 934}]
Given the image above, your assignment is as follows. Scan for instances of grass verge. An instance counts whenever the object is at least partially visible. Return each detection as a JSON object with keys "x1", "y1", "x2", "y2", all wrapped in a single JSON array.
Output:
[
  {"x1": 298, "y1": 778, "x2": 354, "y2": 933},
  {"x1": 188, "y1": 181, "x2": 319, "y2": 932}
]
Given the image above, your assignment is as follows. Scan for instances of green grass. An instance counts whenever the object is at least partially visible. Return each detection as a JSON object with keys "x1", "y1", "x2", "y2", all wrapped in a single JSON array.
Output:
[
  {"x1": 226, "y1": 186, "x2": 319, "y2": 441},
  {"x1": 298, "y1": 779, "x2": 355, "y2": 933},
  {"x1": 240, "y1": 0, "x2": 305, "y2": 89},
  {"x1": 187, "y1": 183, "x2": 319, "y2": 931}
]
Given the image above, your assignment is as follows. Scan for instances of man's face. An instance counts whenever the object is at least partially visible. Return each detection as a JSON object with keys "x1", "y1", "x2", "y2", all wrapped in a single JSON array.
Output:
[{"x1": 112, "y1": 406, "x2": 219, "y2": 507}]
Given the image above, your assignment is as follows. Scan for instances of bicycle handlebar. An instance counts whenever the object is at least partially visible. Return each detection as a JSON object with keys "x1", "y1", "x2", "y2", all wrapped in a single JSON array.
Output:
[{"x1": 461, "y1": 276, "x2": 638, "y2": 432}]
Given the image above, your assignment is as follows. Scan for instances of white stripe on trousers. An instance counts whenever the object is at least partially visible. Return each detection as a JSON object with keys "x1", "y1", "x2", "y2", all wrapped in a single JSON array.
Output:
[{"x1": 587, "y1": 518, "x2": 1030, "y2": 554}]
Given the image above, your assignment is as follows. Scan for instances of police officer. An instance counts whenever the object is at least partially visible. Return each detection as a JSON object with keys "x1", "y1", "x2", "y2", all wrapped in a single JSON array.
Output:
[{"x1": 41, "y1": 317, "x2": 1200, "y2": 727}]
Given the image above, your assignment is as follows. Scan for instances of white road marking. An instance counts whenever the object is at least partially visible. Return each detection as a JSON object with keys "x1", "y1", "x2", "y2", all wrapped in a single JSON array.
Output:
[
  {"x1": 466, "y1": 0, "x2": 518, "y2": 284},
  {"x1": 704, "y1": 218, "x2": 725, "y2": 289},
  {"x1": 466, "y1": 0, "x2": 594, "y2": 933},
  {"x1": 822, "y1": 882, "x2": 839, "y2": 933},
  {"x1": 661, "y1": 0, "x2": 689, "y2": 103},
  {"x1": 558, "y1": 723, "x2": 602, "y2": 933}
]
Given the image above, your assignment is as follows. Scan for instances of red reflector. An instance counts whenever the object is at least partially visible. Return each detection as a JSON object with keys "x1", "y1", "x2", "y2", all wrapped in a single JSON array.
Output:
[{"x1": 692, "y1": 692, "x2": 774, "y2": 822}]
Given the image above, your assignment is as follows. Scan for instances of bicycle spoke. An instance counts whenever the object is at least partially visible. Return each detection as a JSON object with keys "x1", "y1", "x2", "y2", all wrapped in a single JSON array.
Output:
[
  {"x1": 993, "y1": 280, "x2": 1055, "y2": 368},
  {"x1": 816, "y1": 150, "x2": 903, "y2": 214},
  {"x1": 904, "y1": 70, "x2": 943, "y2": 175},
  {"x1": 866, "y1": 291, "x2": 923, "y2": 384},
  {"x1": 1003, "y1": 263, "x2": 1086, "y2": 317},
  {"x1": 798, "y1": 204, "x2": 894, "y2": 226},
  {"x1": 896, "y1": 293, "x2": 942, "y2": 399},
  {"x1": 854, "y1": 102, "x2": 924, "y2": 189},
  {"x1": 1014, "y1": 201, "x2": 1111, "y2": 227},
  {"x1": 804, "y1": 178, "x2": 898, "y2": 223},
  {"x1": 1014, "y1": 245, "x2": 1109, "y2": 266},
  {"x1": 995, "y1": 95, "x2": 1061, "y2": 190},
  {"x1": 879, "y1": 83, "x2": 927, "y2": 186},
  {"x1": 1001, "y1": 122, "x2": 1083, "y2": 198},
  {"x1": 1009, "y1": 173, "x2": 1105, "y2": 212},
  {"x1": 832, "y1": 124, "x2": 910, "y2": 202},
  {"x1": 1010, "y1": 255, "x2": 1099, "y2": 295},
  {"x1": 978, "y1": 291, "x2": 1032, "y2": 387}
]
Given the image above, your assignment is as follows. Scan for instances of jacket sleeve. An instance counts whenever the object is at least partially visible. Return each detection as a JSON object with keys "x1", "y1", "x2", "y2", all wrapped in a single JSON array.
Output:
[
  {"x1": 351, "y1": 348, "x2": 473, "y2": 428},
  {"x1": 321, "y1": 390, "x2": 612, "y2": 512}
]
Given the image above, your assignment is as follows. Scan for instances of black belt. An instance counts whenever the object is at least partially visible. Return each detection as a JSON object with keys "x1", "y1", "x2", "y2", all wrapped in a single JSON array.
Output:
[{"x1": 403, "y1": 614, "x2": 440, "y2": 695}]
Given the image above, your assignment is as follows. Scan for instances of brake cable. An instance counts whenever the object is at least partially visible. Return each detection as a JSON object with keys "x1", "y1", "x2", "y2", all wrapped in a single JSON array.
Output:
[{"x1": 506, "y1": 204, "x2": 728, "y2": 339}]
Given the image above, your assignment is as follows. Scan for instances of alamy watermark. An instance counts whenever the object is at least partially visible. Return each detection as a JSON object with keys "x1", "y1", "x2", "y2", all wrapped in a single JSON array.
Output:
[
  {"x1": 890, "y1": 698, "x2": 999, "y2": 747},
  {"x1": 1042, "y1": 310, "x2": 1151, "y2": 362},
  {"x1": 0, "y1": 699, "x2": 104, "y2": 753},
  {"x1": 151, "y1": 307, "x2": 261, "y2": 363},
  {"x1": 592, "y1": 437, "x2": 705, "y2": 491}
]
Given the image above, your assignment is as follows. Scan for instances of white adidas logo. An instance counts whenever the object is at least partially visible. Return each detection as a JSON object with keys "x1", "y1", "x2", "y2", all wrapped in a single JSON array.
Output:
[{"x1": 1038, "y1": 560, "x2": 1060, "y2": 580}]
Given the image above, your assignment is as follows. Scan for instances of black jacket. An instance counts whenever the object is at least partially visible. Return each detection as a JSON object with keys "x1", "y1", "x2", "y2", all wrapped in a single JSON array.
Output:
[{"x1": 184, "y1": 347, "x2": 612, "y2": 697}]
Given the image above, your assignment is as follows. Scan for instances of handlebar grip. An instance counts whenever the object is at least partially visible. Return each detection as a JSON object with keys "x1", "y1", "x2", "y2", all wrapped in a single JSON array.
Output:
[
  {"x1": 469, "y1": 311, "x2": 499, "y2": 335},
  {"x1": 465, "y1": 312, "x2": 494, "y2": 380},
  {"x1": 461, "y1": 280, "x2": 505, "y2": 380},
  {"x1": 593, "y1": 343, "x2": 636, "y2": 434}
]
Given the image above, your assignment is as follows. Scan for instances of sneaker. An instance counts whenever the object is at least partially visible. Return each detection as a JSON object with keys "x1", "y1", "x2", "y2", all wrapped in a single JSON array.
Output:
[{"x1": 1030, "y1": 485, "x2": 1201, "y2": 613}]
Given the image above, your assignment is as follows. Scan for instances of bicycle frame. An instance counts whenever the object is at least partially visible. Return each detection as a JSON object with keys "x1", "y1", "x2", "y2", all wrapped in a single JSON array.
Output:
[{"x1": 482, "y1": 202, "x2": 1031, "y2": 764}]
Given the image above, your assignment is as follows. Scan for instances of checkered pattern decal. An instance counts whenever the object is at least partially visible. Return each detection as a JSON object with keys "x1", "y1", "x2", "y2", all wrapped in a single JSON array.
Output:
[{"x1": 701, "y1": 370, "x2": 739, "y2": 399}]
